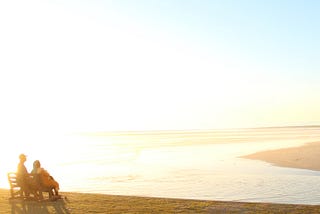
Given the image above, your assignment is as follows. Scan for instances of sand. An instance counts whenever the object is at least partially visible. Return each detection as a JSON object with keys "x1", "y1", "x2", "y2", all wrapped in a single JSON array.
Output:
[
  {"x1": 1, "y1": 189, "x2": 320, "y2": 213},
  {"x1": 241, "y1": 141, "x2": 320, "y2": 171}
]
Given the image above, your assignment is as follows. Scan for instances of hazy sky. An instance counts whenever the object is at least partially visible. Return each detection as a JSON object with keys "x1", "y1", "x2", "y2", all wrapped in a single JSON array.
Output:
[{"x1": 1, "y1": 0, "x2": 320, "y2": 134}]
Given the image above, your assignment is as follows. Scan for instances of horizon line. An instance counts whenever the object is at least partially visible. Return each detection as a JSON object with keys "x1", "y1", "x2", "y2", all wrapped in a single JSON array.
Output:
[{"x1": 77, "y1": 124, "x2": 320, "y2": 135}]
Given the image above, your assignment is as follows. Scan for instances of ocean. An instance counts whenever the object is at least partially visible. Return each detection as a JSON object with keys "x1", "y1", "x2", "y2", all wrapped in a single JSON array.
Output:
[{"x1": 1, "y1": 126, "x2": 320, "y2": 205}]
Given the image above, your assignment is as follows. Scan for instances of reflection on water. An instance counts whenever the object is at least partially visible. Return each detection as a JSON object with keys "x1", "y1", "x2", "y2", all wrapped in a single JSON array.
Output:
[{"x1": 1, "y1": 126, "x2": 320, "y2": 205}]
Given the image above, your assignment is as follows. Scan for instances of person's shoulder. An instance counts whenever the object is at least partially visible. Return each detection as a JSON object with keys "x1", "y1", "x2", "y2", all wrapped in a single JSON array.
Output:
[
  {"x1": 38, "y1": 168, "x2": 46, "y2": 173},
  {"x1": 17, "y1": 163, "x2": 24, "y2": 169}
]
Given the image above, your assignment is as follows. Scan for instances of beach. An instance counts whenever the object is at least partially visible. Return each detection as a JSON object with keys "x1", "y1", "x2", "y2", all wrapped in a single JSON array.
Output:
[
  {"x1": 1, "y1": 128, "x2": 320, "y2": 212},
  {"x1": 2, "y1": 127, "x2": 320, "y2": 205},
  {"x1": 242, "y1": 141, "x2": 320, "y2": 171},
  {"x1": 1, "y1": 189, "x2": 320, "y2": 213},
  {"x1": 1, "y1": 133, "x2": 320, "y2": 212},
  {"x1": 2, "y1": 141, "x2": 320, "y2": 213}
]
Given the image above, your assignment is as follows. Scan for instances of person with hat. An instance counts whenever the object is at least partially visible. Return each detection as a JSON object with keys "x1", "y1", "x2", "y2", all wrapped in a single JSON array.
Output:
[{"x1": 16, "y1": 154, "x2": 37, "y2": 197}]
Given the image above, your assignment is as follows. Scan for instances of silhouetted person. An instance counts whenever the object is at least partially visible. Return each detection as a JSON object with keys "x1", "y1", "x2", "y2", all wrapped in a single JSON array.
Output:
[
  {"x1": 16, "y1": 154, "x2": 36, "y2": 197},
  {"x1": 31, "y1": 160, "x2": 60, "y2": 196}
]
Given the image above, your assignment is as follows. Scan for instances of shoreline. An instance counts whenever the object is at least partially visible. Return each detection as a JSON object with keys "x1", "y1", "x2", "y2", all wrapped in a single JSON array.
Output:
[
  {"x1": 1, "y1": 189, "x2": 320, "y2": 213},
  {"x1": 241, "y1": 141, "x2": 320, "y2": 172}
]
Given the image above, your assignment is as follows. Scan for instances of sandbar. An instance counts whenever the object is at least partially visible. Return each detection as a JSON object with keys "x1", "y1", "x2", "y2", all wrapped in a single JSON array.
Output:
[{"x1": 241, "y1": 141, "x2": 320, "y2": 171}]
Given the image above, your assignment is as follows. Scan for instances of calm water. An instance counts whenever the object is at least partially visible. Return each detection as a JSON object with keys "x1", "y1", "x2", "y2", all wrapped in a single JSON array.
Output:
[{"x1": 1, "y1": 126, "x2": 320, "y2": 205}]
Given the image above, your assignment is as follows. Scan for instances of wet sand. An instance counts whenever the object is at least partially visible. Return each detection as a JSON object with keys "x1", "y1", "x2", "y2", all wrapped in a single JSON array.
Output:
[{"x1": 242, "y1": 141, "x2": 320, "y2": 171}]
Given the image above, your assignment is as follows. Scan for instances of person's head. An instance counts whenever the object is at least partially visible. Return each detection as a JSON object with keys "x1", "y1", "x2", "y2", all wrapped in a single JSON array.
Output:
[
  {"x1": 19, "y1": 154, "x2": 27, "y2": 162},
  {"x1": 33, "y1": 160, "x2": 41, "y2": 169}
]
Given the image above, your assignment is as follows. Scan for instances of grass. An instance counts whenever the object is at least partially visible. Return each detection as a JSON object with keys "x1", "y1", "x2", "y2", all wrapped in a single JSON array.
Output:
[{"x1": 1, "y1": 188, "x2": 320, "y2": 213}]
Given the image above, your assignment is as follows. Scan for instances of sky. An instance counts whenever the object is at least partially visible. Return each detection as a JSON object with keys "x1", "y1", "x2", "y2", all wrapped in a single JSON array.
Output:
[{"x1": 0, "y1": 0, "x2": 320, "y2": 135}]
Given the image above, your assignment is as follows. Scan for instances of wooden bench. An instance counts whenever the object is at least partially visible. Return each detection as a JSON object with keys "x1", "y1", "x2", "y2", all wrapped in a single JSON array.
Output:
[
  {"x1": 7, "y1": 172, "x2": 54, "y2": 200},
  {"x1": 7, "y1": 172, "x2": 25, "y2": 200}
]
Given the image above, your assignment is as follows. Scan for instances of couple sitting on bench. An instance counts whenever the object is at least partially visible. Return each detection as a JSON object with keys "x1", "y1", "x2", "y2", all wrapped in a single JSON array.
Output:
[{"x1": 16, "y1": 153, "x2": 60, "y2": 199}]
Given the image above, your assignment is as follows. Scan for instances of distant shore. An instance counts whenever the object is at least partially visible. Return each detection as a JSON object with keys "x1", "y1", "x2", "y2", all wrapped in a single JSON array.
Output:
[
  {"x1": 1, "y1": 189, "x2": 320, "y2": 213},
  {"x1": 241, "y1": 141, "x2": 320, "y2": 171}
]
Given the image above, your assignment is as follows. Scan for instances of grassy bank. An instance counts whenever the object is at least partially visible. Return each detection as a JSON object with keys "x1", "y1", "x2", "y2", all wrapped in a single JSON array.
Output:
[{"x1": 1, "y1": 188, "x2": 320, "y2": 213}]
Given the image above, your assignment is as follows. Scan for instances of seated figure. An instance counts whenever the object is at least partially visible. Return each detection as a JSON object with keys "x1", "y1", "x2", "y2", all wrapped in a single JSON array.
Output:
[
  {"x1": 31, "y1": 160, "x2": 60, "y2": 196},
  {"x1": 16, "y1": 154, "x2": 38, "y2": 197}
]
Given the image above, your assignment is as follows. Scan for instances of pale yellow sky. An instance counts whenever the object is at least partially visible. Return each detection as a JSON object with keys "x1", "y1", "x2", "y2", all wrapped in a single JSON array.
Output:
[{"x1": 0, "y1": 0, "x2": 320, "y2": 137}]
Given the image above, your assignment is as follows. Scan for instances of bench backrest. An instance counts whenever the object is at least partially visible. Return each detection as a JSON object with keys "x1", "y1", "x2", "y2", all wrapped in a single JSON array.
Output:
[
  {"x1": 7, "y1": 172, "x2": 22, "y2": 198},
  {"x1": 7, "y1": 172, "x2": 19, "y2": 187}
]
